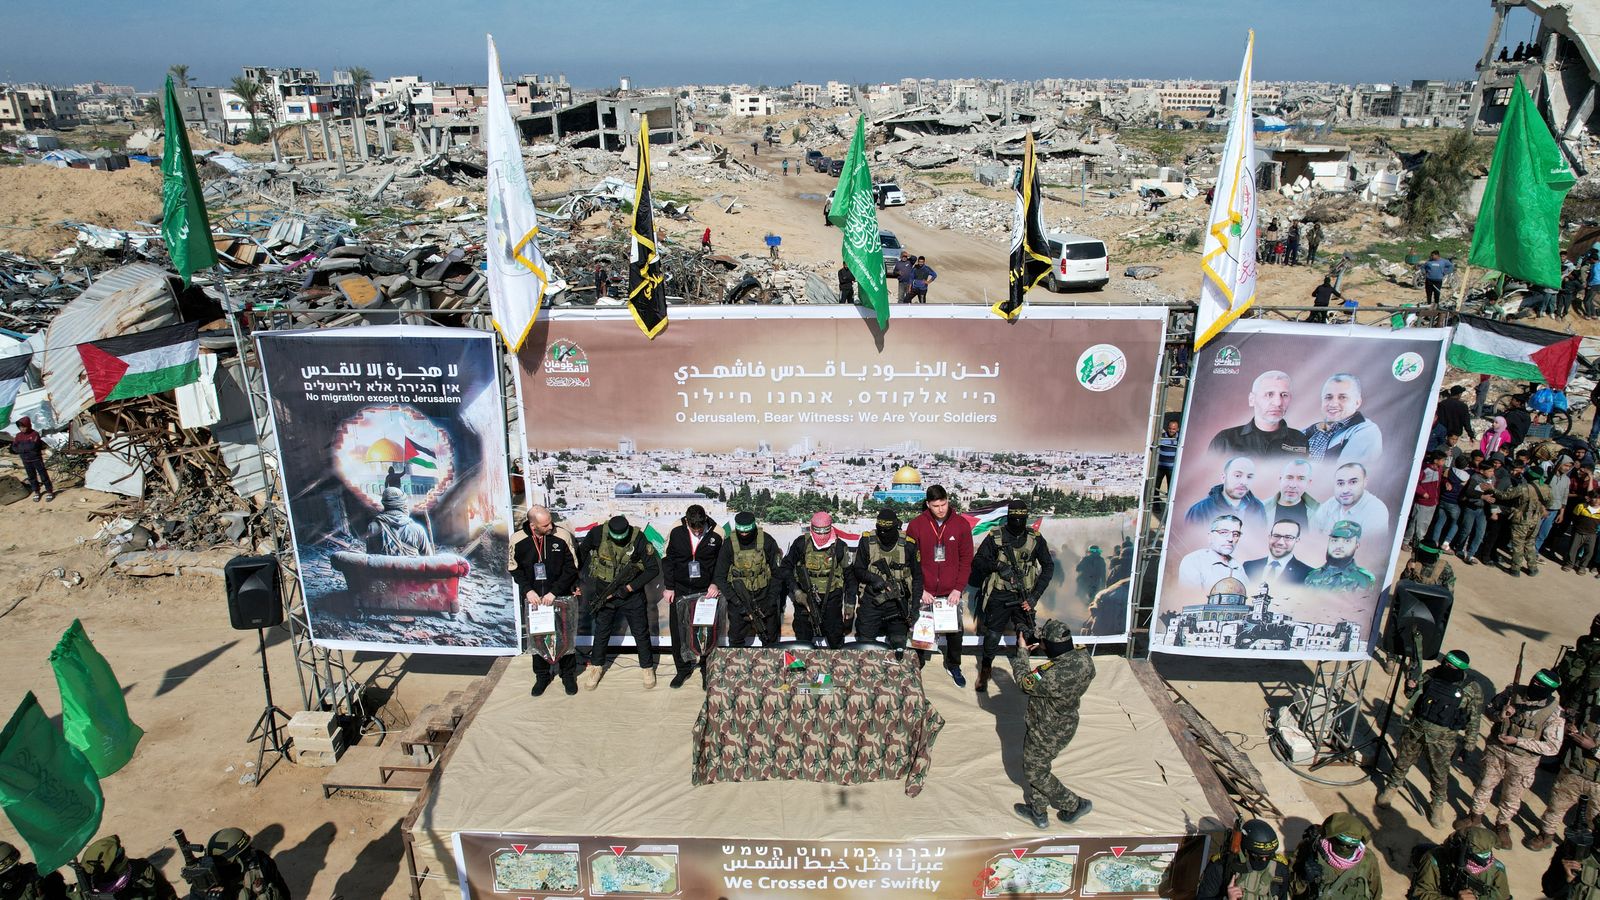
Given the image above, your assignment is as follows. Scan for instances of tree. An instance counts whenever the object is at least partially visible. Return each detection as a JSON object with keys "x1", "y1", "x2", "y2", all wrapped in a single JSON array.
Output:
[
  {"x1": 229, "y1": 76, "x2": 263, "y2": 133},
  {"x1": 168, "y1": 64, "x2": 190, "y2": 88},
  {"x1": 1402, "y1": 129, "x2": 1479, "y2": 234},
  {"x1": 347, "y1": 66, "x2": 373, "y2": 116},
  {"x1": 719, "y1": 92, "x2": 732, "y2": 104}
]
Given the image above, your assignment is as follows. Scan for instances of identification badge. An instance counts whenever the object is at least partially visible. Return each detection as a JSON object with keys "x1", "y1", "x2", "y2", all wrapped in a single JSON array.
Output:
[
  {"x1": 532, "y1": 562, "x2": 548, "y2": 581},
  {"x1": 933, "y1": 544, "x2": 946, "y2": 563},
  {"x1": 910, "y1": 613, "x2": 937, "y2": 651},
  {"x1": 687, "y1": 560, "x2": 702, "y2": 580},
  {"x1": 932, "y1": 596, "x2": 960, "y2": 633},
  {"x1": 693, "y1": 593, "x2": 719, "y2": 626},
  {"x1": 528, "y1": 603, "x2": 556, "y2": 634}
]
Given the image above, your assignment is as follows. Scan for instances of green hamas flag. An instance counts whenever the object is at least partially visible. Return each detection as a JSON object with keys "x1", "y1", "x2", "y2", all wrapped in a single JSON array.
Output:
[
  {"x1": 161, "y1": 75, "x2": 217, "y2": 285},
  {"x1": 1467, "y1": 75, "x2": 1574, "y2": 288},
  {"x1": 51, "y1": 619, "x2": 144, "y2": 777},
  {"x1": 0, "y1": 692, "x2": 104, "y2": 872},
  {"x1": 830, "y1": 116, "x2": 889, "y2": 329}
]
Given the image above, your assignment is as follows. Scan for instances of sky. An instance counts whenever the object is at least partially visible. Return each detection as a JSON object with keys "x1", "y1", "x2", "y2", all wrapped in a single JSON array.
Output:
[{"x1": 2, "y1": 0, "x2": 1537, "y2": 90}]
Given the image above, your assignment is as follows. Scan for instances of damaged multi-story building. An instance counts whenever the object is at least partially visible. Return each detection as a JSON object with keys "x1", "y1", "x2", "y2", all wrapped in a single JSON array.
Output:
[{"x1": 1469, "y1": 0, "x2": 1600, "y2": 171}]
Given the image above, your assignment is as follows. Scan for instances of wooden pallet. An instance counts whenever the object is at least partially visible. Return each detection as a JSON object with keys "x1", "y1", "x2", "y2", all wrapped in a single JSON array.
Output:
[{"x1": 321, "y1": 745, "x2": 430, "y2": 798}]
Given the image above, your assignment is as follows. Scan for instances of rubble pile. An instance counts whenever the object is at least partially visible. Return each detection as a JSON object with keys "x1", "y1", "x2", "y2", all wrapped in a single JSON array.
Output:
[{"x1": 907, "y1": 192, "x2": 1012, "y2": 236}]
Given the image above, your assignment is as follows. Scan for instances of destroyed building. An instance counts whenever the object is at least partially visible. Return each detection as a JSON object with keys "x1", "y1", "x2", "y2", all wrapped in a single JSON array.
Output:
[
  {"x1": 517, "y1": 94, "x2": 679, "y2": 149},
  {"x1": 1470, "y1": 0, "x2": 1600, "y2": 171}
]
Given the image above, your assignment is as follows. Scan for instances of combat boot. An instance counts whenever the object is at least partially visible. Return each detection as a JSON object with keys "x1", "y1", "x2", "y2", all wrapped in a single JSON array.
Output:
[
  {"x1": 531, "y1": 673, "x2": 554, "y2": 697},
  {"x1": 1058, "y1": 799, "x2": 1094, "y2": 825},
  {"x1": 581, "y1": 665, "x2": 604, "y2": 691},
  {"x1": 1453, "y1": 812, "x2": 1482, "y2": 830},
  {"x1": 1493, "y1": 822, "x2": 1512, "y2": 850},
  {"x1": 1524, "y1": 832, "x2": 1555, "y2": 852},
  {"x1": 1373, "y1": 786, "x2": 1395, "y2": 809},
  {"x1": 560, "y1": 673, "x2": 579, "y2": 695},
  {"x1": 1012, "y1": 803, "x2": 1048, "y2": 829},
  {"x1": 975, "y1": 663, "x2": 991, "y2": 693},
  {"x1": 669, "y1": 670, "x2": 694, "y2": 689},
  {"x1": 1428, "y1": 798, "x2": 1449, "y2": 829}
]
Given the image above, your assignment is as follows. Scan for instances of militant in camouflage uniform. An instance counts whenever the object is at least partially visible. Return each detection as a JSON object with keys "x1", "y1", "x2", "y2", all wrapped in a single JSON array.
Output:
[
  {"x1": 1375, "y1": 649, "x2": 1482, "y2": 827},
  {"x1": 1557, "y1": 616, "x2": 1600, "y2": 713},
  {"x1": 1459, "y1": 668, "x2": 1567, "y2": 850},
  {"x1": 1304, "y1": 521, "x2": 1375, "y2": 591},
  {"x1": 1528, "y1": 690, "x2": 1600, "y2": 851},
  {"x1": 191, "y1": 828, "x2": 290, "y2": 900},
  {"x1": 0, "y1": 841, "x2": 67, "y2": 900},
  {"x1": 1402, "y1": 544, "x2": 1456, "y2": 593},
  {"x1": 1409, "y1": 825, "x2": 1510, "y2": 900},
  {"x1": 1544, "y1": 808, "x2": 1600, "y2": 900},
  {"x1": 1196, "y1": 820, "x2": 1290, "y2": 900},
  {"x1": 1505, "y1": 469, "x2": 1552, "y2": 576},
  {"x1": 1288, "y1": 813, "x2": 1382, "y2": 900},
  {"x1": 1010, "y1": 619, "x2": 1096, "y2": 829},
  {"x1": 72, "y1": 836, "x2": 176, "y2": 900}
]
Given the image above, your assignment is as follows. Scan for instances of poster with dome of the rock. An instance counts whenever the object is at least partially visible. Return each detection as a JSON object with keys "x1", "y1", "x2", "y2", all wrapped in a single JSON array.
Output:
[
  {"x1": 256, "y1": 327, "x2": 521, "y2": 655},
  {"x1": 517, "y1": 306, "x2": 1167, "y2": 646}
]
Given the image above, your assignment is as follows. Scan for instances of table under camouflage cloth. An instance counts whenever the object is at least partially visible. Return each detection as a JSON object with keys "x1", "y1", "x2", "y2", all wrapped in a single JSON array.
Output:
[{"x1": 691, "y1": 647, "x2": 945, "y2": 797}]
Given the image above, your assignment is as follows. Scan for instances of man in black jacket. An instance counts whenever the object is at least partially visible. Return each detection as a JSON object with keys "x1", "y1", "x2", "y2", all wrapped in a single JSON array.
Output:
[
  {"x1": 662, "y1": 505, "x2": 723, "y2": 688},
  {"x1": 514, "y1": 505, "x2": 585, "y2": 696},
  {"x1": 714, "y1": 512, "x2": 785, "y2": 647},
  {"x1": 579, "y1": 515, "x2": 662, "y2": 690},
  {"x1": 1438, "y1": 385, "x2": 1476, "y2": 440}
]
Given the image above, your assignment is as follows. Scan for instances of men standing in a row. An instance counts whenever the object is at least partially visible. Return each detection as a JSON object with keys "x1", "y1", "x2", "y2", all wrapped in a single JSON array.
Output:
[
  {"x1": 852, "y1": 509, "x2": 921, "y2": 652},
  {"x1": 1459, "y1": 668, "x2": 1567, "y2": 849},
  {"x1": 1374, "y1": 649, "x2": 1482, "y2": 827},
  {"x1": 1526, "y1": 689, "x2": 1600, "y2": 850},
  {"x1": 516, "y1": 505, "x2": 584, "y2": 697},
  {"x1": 972, "y1": 501, "x2": 1053, "y2": 693},
  {"x1": 1010, "y1": 620, "x2": 1095, "y2": 828},
  {"x1": 905, "y1": 485, "x2": 972, "y2": 685},
  {"x1": 580, "y1": 516, "x2": 662, "y2": 690},
  {"x1": 714, "y1": 512, "x2": 784, "y2": 648},
  {"x1": 781, "y1": 512, "x2": 856, "y2": 648},
  {"x1": 662, "y1": 505, "x2": 722, "y2": 688}
]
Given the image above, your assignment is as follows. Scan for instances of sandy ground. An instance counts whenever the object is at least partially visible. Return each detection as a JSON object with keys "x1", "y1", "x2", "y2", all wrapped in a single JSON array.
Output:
[{"x1": 0, "y1": 165, "x2": 163, "y2": 260}]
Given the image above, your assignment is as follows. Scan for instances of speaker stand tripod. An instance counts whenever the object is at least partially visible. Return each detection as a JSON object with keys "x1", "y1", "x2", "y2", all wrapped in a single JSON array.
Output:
[{"x1": 247, "y1": 626, "x2": 292, "y2": 787}]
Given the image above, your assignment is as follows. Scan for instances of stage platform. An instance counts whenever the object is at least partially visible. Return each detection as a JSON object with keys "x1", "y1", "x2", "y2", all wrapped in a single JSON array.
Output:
[{"x1": 405, "y1": 653, "x2": 1229, "y2": 899}]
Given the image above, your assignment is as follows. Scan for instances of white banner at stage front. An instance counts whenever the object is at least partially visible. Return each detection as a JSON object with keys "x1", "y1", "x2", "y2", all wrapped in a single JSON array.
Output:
[
  {"x1": 528, "y1": 603, "x2": 556, "y2": 635},
  {"x1": 1151, "y1": 320, "x2": 1448, "y2": 660}
]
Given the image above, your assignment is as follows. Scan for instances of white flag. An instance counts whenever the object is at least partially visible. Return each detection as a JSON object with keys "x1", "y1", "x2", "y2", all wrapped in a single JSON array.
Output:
[
  {"x1": 485, "y1": 34, "x2": 550, "y2": 351},
  {"x1": 1195, "y1": 31, "x2": 1260, "y2": 351}
]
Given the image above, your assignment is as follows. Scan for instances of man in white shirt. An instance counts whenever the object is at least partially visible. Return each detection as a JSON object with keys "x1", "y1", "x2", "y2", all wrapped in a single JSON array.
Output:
[
  {"x1": 1178, "y1": 514, "x2": 1248, "y2": 589},
  {"x1": 1310, "y1": 462, "x2": 1391, "y2": 540}
]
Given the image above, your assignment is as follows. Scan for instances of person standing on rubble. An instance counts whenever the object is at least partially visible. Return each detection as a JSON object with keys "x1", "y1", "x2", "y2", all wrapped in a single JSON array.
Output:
[
  {"x1": 1422, "y1": 251, "x2": 1454, "y2": 305},
  {"x1": 1286, "y1": 222, "x2": 1302, "y2": 266},
  {"x1": 9, "y1": 417, "x2": 52, "y2": 502},
  {"x1": 1306, "y1": 221, "x2": 1324, "y2": 264},
  {"x1": 701, "y1": 227, "x2": 711, "y2": 253},
  {"x1": 593, "y1": 262, "x2": 610, "y2": 301},
  {"x1": 838, "y1": 264, "x2": 855, "y2": 304}
]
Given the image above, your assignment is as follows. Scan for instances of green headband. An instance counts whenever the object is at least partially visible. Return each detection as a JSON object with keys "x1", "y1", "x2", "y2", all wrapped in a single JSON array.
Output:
[
  {"x1": 734, "y1": 522, "x2": 755, "y2": 533},
  {"x1": 1444, "y1": 651, "x2": 1468, "y2": 670},
  {"x1": 607, "y1": 528, "x2": 629, "y2": 540},
  {"x1": 1535, "y1": 671, "x2": 1561, "y2": 689}
]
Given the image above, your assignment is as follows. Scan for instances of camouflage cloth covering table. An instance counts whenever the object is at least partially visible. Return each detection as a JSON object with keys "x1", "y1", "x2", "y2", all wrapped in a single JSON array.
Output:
[{"x1": 691, "y1": 647, "x2": 945, "y2": 796}]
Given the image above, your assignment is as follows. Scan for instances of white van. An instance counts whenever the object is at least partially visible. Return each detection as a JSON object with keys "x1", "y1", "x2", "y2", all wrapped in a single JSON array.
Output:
[{"x1": 1045, "y1": 232, "x2": 1109, "y2": 291}]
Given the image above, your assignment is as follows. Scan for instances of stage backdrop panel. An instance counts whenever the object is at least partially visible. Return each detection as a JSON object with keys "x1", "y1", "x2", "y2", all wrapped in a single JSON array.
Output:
[
  {"x1": 518, "y1": 306, "x2": 1167, "y2": 645},
  {"x1": 257, "y1": 326, "x2": 520, "y2": 655},
  {"x1": 1150, "y1": 321, "x2": 1447, "y2": 660}
]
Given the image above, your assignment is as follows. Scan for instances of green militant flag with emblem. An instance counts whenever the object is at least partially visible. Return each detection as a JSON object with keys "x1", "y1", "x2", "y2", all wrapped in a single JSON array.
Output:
[
  {"x1": 51, "y1": 619, "x2": 144, "y2": 778},
  {"x1": 997, "y1": 131, "x2": 1052, "y2": 320},
  {"x1": 160, "y1": 76, "x2": 217, "y2": 284},
  {"x1": 1468, "y1": 75, "x2": 1575, "y2": 288},
  {"x1": 628, "y1": 117, "x2": 668, "y2": 339},
  {"x1": 0, "y1": 692, "x2": 105, "y2": 873},
  {"x1": 828, "y1": 116, "x2": 890, "y2": 329}
]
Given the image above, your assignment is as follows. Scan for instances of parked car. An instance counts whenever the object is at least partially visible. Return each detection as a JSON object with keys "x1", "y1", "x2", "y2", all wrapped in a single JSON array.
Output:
[
  {"x1": 1045, "y1": 232, "x2": 1109, "y2": 291},
  {"x1": 805, "y1": 149, "x2": 824, "y2": 167},
  {"x1": 811, "y1": 155, "x2": 831, "y2": 173},
  {"x1": 829, "y1": 159, "x2": 844, "y2": 177},
  {"x1": 880, "y1": 230, "x2": 905, "y2": 276},
  {"x1": 875, "y1": 182, "x2": 905, "y2": 207}
]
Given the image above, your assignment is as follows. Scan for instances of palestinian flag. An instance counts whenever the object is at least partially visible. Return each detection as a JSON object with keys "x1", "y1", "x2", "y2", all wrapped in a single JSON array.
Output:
[
  {"x1": 0, "y1": 353, "x2": 32, "y2": 428},
  {"x1": 783, "y1": 650, "x2": 806, "y2": 670},
  {"x1": 78, "y1": 322, "x2": 200, "y2": 403},
  {"x1": 961, "y1": 504, "x2": 1043, "y2": 537},
  {"x1": 1448, "y1": 314, "x2": 1581, "y2": 389},
  {"x1": 404, "y1": 438, "x2": 438, "y2": 471}
]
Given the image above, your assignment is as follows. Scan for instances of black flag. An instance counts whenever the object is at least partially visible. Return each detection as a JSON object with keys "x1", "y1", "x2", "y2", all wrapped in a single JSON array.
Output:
[
  {"x1": 628, "y1": 117, "x2": 667, "y2": 338},
  {"x1": 996, "y1": 131, "x2": 1052, "y2": 320}
]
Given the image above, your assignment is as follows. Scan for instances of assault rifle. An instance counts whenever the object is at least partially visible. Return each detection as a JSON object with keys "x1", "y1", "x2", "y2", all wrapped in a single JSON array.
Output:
[
  {"x1": 1437, "y1": 833, "x2": 1493, "y2": 900},
  {"x1": 790, "y1": 566, "x2": 827, "y2": 646},
  {"x1": 175, "y1": 828, "x2": 225, "y2": 897},
  {"x1": 723, "y1": 580, "x2": 767, "y2": 642},
  {"x1": 1561, "y1": 795, "x2": 1595, "y2": 864},
  {"x1": 871, "y1": 558, "x2": 913, "y2": 630},
  {"x1": 1293, "y1": 824, "x2": 1324, "y2": 900}
]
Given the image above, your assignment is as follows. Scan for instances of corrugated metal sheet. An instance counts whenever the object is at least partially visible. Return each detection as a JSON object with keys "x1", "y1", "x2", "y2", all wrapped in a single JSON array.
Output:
[{"x1": 40, "y1": 263, "x2": 179, "y2": 421}]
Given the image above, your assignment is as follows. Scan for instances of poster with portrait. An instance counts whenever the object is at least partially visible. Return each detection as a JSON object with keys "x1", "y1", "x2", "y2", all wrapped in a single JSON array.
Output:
[
  {"x1": 1150, "y1": 321, "x2": 1448, "y2": 659},
  {"x1": 517, "y1": 306, "x2": 1167, "y2": 646},
  {"x1": 257, "y1": 327, "x2": 521, "y2": 655}
]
